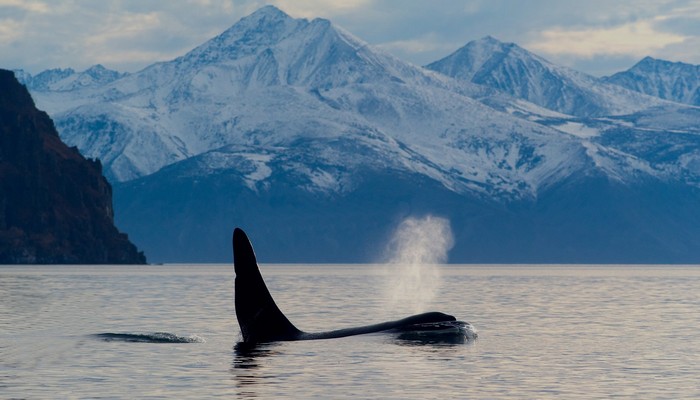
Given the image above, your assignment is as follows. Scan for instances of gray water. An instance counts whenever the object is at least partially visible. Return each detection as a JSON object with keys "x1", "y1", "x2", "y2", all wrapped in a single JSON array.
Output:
[{"x1": 1, "y1": 264, "x2": 699, "y2": 399}]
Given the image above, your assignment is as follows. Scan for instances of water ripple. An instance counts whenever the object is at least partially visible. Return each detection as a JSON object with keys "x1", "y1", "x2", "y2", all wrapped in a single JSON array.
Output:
[{"x1": 93, "y1": 332, "x2": 205, "y2": 343}]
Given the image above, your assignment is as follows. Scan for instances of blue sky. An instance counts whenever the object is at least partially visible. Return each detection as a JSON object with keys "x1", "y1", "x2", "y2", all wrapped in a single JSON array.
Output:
[{"x1": 2, "y1": 0, "x2": 699, "y2": 76}]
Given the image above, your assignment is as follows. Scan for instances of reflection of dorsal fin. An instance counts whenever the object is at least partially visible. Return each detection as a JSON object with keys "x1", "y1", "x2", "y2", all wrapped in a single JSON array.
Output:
[{"x1": 233, "y1": 228, "x2": 302, "y2": 343}]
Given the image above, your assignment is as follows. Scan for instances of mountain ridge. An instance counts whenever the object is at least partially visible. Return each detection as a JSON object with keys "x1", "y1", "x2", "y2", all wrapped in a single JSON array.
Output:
[
  {"x1": 603, "y1": 56, "x2": 700, "y2": 106},
  {"x1": 24, "y1": 6, "x2": 597, "y2": 201},
  {"x1": 13, "y1": 5, "x2": 700, "y2": 263},
  {"x1": 425, "y1": 36, "x2": 674, "y2": 117}
]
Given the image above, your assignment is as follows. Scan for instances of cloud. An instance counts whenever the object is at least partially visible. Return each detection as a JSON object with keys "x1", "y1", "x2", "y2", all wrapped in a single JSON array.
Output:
[
  {"x1": 83, "y1": 12, "x2": 164, "y2": 47},
  {"x1": 0, "y1": 0, "x2": 49, "y2": 13},
  {"x1": 268, "y1": 0, "x2": 374, "y2": 18},
  {"x1": 0, "y1": 18, "x2": 23, "y2": 44},
  {"x1": 655, "y1": 36, "x2": 700, "y2": 64},
  {"x1": 528, "y1": 18, "x2": 688, "y2": 58},
  {"x1": 1, "y1": 1, "x2": 247, "y2": 73},
  {"x1": 2, "y1": 1, "x2": 698, "y2": 76},
  {"x1": 376, "y1": 33, "x2": 461, "y2": 60}
]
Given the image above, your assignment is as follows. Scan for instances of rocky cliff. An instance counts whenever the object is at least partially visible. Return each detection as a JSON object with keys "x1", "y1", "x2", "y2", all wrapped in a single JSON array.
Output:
[{"x1": 0, "y1": 69, "x2": 146, "y2": 264}]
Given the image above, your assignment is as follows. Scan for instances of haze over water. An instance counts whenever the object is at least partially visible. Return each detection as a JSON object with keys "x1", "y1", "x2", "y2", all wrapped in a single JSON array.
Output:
[{"x1": 2, "y1": 264, "x2": 699, "y2": 398}]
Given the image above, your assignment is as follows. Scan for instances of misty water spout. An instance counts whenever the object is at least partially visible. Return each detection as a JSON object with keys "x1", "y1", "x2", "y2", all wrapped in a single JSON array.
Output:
[{"x1": 382, "y1": 216, "x2": 454, "y2": 315}]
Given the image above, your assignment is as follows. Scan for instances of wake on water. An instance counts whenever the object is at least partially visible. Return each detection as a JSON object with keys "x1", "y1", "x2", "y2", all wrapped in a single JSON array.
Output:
[
  {"x1": 93, "y1": 328, "x2": 476, "y2": 345},
  {"x1": 394, "y1": 321, "x2": 478, "y2": 344},
  {"x1": 93, "y1": 332, "x2": 204, "y2": 343}
]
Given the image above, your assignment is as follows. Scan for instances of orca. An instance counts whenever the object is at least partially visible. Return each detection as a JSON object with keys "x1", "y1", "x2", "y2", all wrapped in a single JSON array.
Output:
[{"x1": 233, "y1": 228, "x2": 475, "y2": 344}]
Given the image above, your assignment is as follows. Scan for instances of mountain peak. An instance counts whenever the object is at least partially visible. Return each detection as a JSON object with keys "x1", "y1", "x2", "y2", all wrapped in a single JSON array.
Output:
[
  {"x1": 164, "y1": 5, "x2": 407, "y2": 91},
  {"x1": 604, "y1": 56, "x2": 700, "y2": 106},
  {"x1": 425, "y1": 35, "x2": 540, "y2": 83},
  {"x1": 12, "y1": 64, "x2": 127, "y2": 93},
  {"x1": 81, "y1": 64, "x2": 126, "y2": 80},
  {"x1": 236, "y1": 4, "x2": 294, "y2": 27},
  {"x1": 638, "y1": 55, "x2": 657, "y2": 64},
  {"x1": 631, "y1": 56, "x2": 698, "y2": 72},
  {"x1": 631, "y1": 56, "x2": 673, "y2": 71},
  {"x1": 85, "y1": 64, "x2": 108, "y2": 73},
  {"x1": 182, "y1": 5, "x2": 306, "y2": 64},
  {"x1": 427, "y1": 35, "x2": 669, "y2": 117},
  {"x1": 249, "y1": 5, "x2": 289, "y2": 17},
  {"x1": 472, "y1": 36, "x2": 525, "y2": 53},
  {"x1": 475, "y1": 35, "x2": 513, "y2": 48}
]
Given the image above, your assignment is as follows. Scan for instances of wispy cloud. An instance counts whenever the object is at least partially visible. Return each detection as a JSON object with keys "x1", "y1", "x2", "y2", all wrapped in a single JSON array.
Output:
[
  {"x1": 0, "y1": 0, "x2": 49, "y2": 13},
  {"x1": 269, "y1": 0, "x2": 374, "y2": 18},
  {"x1": 1, "y1": 1, "x2": 698, "y2": 76},
  {"x1": 83, "y1": 12, "x2": 165, "y2": 48},
  {"x1": 376, "y1": 32, "x2": 462, "y2": 64},
  {"x1": 0, "y1": 18, "x2": 23, "y2": 44},
  {"x1": 655, "y1": 36, "x2": 700, "y2": 64},
  {"x1": 528, "y1": 18, "x2": 688, "y2": 58}
]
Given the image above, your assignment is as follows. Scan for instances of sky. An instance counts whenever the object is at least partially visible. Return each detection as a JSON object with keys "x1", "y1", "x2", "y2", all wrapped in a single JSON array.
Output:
[{"x1": 2, "y1": 0, "x2": 699, "y2": 77}]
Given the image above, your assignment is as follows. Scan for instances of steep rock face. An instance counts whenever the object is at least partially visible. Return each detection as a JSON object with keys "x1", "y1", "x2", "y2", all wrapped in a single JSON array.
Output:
[
  {"x1": 0, "y1": 69, "x2": 146, "y2": 264},
  {"x1": 604, "y1": 57, "x2": 700, "y2": 106}
]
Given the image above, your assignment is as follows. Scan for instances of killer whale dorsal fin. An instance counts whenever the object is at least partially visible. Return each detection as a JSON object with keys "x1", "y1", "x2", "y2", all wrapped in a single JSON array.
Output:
[{"x1": 233, "y1": 228, "x2": 302, "y2": 343}]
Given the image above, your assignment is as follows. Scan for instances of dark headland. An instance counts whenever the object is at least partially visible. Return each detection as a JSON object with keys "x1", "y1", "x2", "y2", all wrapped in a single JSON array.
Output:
[{"x1": 0, "y1": 69, "x2": 146, "y2": 264}]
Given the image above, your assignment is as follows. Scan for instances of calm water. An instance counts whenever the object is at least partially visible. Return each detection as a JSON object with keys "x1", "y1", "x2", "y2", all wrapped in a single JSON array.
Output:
[{"x1": 1, "y1": 264, "x2": 700, "y2": 399}]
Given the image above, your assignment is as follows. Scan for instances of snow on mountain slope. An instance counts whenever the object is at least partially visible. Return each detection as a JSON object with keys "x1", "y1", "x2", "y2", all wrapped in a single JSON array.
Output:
[
  {"x1": 425, "y1": 36, "x2": 669, "y2": 117},
  {"x1": 13, "y1": 5, "x2": 700, "y2": 263},
  {"x1": 23, "y1": 6, "x2": 700, "y2": 199},
  {"x1": 26, "y1": 6, "x2": 603, "y2": 199},
  {"x1": 15, "y1": 65, "x2": 128, "y2": 92},
  {"x1": 13, "y1": 68, "x2": 75, "y2": 90},
  {"x1": 604, "y1": 57, "x2": 700, "y2": 106},
  {"x1": 423, "y1": 36, "x2": 700, "y2": 188}
]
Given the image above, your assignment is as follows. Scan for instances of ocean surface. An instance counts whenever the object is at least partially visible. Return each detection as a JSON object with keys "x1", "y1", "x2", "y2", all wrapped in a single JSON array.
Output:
[{"x1": 1, "y1": 264, "x2": 699, "y2": 399}]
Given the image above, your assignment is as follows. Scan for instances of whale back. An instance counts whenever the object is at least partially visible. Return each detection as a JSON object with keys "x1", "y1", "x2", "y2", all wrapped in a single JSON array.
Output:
[
  {"x1": 233, "y1": 228, "x2": 466, "y2": 344},
  {"x1": 233, "y1": 228, "x2": 302, "y2": 343}
]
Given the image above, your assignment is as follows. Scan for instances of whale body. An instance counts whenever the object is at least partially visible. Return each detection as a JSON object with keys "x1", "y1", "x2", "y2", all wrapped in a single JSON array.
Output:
[{"x1": 233, "y1": 228, "x2": 475, "y2": 344}]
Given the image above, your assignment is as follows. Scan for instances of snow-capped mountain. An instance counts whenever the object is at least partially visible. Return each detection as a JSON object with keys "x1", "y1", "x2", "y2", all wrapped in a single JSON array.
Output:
[
  {"x1": 15, "y1": 65, "x2": 128, "y2": 92},
  {"x1": 14, "y1": 68, "x2": 75, "y2": 90},
  {"x1": 18, "y1": 6, "x2": 700, "y2": 263},
  {"x1": 604, "y1": 57, "x2": 700, "y2": 106},
  {"x1": 28, "y1": 6, "x2": 594, "y2": 198},
  {"x1": 425, "y1": 36, "x2": 669, "y2": 117}
]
